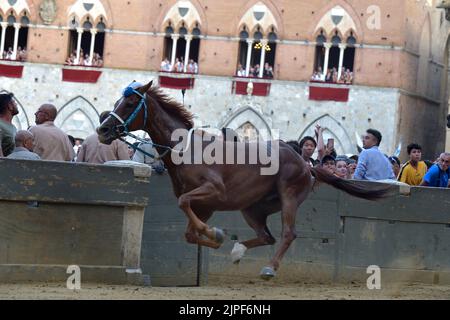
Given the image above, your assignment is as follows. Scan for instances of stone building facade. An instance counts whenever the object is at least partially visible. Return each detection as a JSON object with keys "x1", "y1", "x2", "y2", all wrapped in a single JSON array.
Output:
[{"x1": 0, "y1": 0, "x2": 449, "y2": 159}]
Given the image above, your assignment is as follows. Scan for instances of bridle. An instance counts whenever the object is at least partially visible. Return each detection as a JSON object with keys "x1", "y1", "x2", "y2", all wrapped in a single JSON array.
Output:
[{"x1": 108, "y1": 85, "x2": 197, "y2": 161}]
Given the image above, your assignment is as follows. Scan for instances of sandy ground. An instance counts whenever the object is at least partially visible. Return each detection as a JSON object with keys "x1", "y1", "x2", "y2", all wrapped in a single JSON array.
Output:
[{"x1": 1, "y1": 279, "x2": 450, "y2": 300}]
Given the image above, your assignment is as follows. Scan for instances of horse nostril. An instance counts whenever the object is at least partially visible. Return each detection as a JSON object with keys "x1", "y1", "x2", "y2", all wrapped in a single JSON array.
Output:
[{"x1": 98, "y1": 126, "x2": 110, "y2": 136}]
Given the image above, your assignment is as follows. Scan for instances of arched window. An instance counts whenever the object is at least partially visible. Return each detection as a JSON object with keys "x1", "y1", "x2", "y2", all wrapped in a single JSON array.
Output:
[
  {"x1": 313, "y1": 6, "x2": 358, "y2": 84},
  {"x1": 314, "y1": 30, "x2": 327, "y2": 74},
  {"x1": 0, "y1": 9, "x2": 30, "y2": 61},
  {"x1": 161, "y1": 1, "x2": 203, "y2": 73},
  {"x1": 67, "y1": 0, "x2": 108, "y2": 67},
  {"x1": 236, "y1": 3, "x2": 279, "y2": 79}
]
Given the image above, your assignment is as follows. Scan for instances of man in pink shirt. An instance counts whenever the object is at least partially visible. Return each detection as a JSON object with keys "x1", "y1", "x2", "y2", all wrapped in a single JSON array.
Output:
[{"x1": 29, "y1": 104, "x2": 75, "y2": 161}]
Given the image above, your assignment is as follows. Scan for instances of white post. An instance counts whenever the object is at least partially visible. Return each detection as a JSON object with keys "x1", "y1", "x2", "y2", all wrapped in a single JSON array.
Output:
[
  {"x1": 0, "y1": 22, "x2": 7, "y2": 59},
  {"x1": 170, "y1": 34, "x2": 179, "y2": 67},
  {"x1": 89, "y1": 29, "x2": 97, "y2": 65},
  {"x1": 75, "y1": 27, "x2": 83, "y2": 65},
  {"x1": 323, "y1": 43, "x2": 332, "y2": 77},
  {"x1": 259, "y1": 39, "x2": 268, "y2": 78},
  {"x1": 183, "y1": 35, "x2": 192, "y2": 72},
  {"x1": 245, "y1": 39, "x2": 253, "y2": 77},
  {"x1": 338, "y1": 44, "x2": 347, "y2": 79},
  {"x1": 12, "y1": 23, "x2": 20, "y2": 60}
]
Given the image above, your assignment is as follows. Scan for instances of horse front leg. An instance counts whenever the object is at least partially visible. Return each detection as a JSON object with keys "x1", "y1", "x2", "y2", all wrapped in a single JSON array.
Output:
[
  {"x1": 185, "y1": 221, "x2": 222, "y2": 249},
  {"x1": 178, "y1": 182, "x2": 226, "y2": 245}
]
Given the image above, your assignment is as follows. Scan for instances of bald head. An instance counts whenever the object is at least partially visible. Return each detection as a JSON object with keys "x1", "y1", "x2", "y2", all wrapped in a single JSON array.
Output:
[
  {"x1": 15, "y1": 130, "x2": 34, "y2": 151},
  {"x1": 35, "y1": 104, "x2": 57, "y2": 124}
]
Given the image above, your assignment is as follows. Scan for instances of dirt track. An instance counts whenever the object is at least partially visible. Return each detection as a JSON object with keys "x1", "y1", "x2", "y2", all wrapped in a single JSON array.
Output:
[{"x1": 1, "y1": 279, "x2": 450, "y2": 300}]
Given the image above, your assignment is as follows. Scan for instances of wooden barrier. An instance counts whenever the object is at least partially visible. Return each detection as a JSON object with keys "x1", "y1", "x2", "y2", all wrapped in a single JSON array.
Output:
[{"x1": 0, "y1": 159, "x2": 150, "y2": 285}]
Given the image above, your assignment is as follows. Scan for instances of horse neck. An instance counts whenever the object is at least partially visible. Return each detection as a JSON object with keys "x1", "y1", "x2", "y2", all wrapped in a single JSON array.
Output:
[{"x1": 144, "y1": 96, "x2": 190, "y2": 169}]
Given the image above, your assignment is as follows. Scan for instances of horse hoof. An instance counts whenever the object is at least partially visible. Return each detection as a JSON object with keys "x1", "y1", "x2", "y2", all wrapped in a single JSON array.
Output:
[
  {"x1": 260, "y1": 266, "x2": 276, "y2": 280},
  {"x1": 213, "y1": 227, "x2": 226, "y2": 244},
  {"x1": 231, "y1": 243, "x2": 247, "y2": 264}
]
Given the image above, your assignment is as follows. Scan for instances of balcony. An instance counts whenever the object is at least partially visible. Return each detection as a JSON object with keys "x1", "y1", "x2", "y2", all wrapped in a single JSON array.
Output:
[
  {"x1": 62, "y1": 65, "x2": 103, "y2": 83},
  {"x1": 158, "y1": 71, "x2": 196, "y2": 90},
  {"x1": 232, "y1": 77, "x2": 272, "y2": 97},
  {"x1": 0, "y1": 60, "x2": 24, "y2": 78},
  {"x1": 309, "y1": 81, "x2": 351, "y2": 102}
]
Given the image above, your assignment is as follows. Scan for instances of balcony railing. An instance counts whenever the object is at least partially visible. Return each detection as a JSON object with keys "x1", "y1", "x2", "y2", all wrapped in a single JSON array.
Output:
[
  {"x1": 309, "y1": 81, "x2": 351, "y2": 102},
  {"x1": 232, "y1": 76, "x2": 272, "y2": 97},
  {"x1": 158, "y1": 71, "x2": 196, "y2": 90},
  {"x1": 62, "y1": 65, "x2": 103, "y2": 83},
  {"x1": 0, "y1": 60, "x2": 24, "y2": 78}
]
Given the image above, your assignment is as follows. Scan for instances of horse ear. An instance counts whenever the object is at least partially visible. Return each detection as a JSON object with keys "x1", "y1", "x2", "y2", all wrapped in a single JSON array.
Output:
[{"x1": 139, "y1": 81, "x2": 153, "y2": 94}]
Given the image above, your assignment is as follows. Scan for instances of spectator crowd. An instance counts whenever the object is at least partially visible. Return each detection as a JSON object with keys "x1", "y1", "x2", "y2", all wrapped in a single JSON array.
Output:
[
  {"x1": 160, "y1": 57, "x2": 198, "y2": 74},
  {"x1": 236, "y1": 62, "x2": 274, "y2": 78},
  {"x1": 0, "y1": 91, "x2": 448, "y2": 188},
  {"x1": 311, "y1": 66, "x2": 354, "y2": 84},
  {"x1": 1, "y1": 46, "x2": 27, "y2": 61},
  {"x1": 66, "y1": 50, "x2": 104, "y2": 67},
  {"x1": 288, "y1": 125, "x2": 450, "y2": 188}
]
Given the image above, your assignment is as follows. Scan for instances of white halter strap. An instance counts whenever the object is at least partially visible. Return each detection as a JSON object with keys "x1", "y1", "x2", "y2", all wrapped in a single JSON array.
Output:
[{"x1": 109, "y1": 112, "x2": 125, "y2": 124}]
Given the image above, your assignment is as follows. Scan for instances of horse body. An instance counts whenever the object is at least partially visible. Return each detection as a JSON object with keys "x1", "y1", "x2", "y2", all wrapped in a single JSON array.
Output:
[{"x1": 97, "y1": 81, "x2": 390, "y2": 279}]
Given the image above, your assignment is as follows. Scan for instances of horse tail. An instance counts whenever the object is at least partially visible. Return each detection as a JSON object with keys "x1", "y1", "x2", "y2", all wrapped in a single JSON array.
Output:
[{"x1": 310, "y1": 167, "x2": 391, "y2": 201}]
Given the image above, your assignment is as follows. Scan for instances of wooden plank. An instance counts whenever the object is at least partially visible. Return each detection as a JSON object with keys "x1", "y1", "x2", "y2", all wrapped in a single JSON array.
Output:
[
  {"x1": 0, "y1": 201, "x2": 124, "y2": 266},
  {"x1": 0, "y1": 159, "x2": 150, "y2": 206}
]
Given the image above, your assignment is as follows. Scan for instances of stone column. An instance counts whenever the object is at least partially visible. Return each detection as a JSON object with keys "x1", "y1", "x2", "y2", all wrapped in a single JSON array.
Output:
[
  {"x1": 89, "y1": 29, "x2": 97, "y2": 65},
  {"x1": 12, "y1": 23, "x2": 20, "y2": 60},
  {"x1": 338, "y1": 44, "x2": 347, "y2": 79},
  {"x1": 245, "y1": 39, "x2": 253, "y2": 77},
  {"x1": 323, "y1": 43, "x2": 332, "y2": 77},
  {"x1": 75, "y1": 27, "x2": 83, "y2": 65},
  {"x1": 170, "y1": 34, "x2": 179, "y2": 68},
  {"x1": 183, "y1": 35, "x2": 193, "y2": 72},
  {"x1": 0, "y1": 22, "x2": 7, "y2": 58},
  {"x1": 258, "y1": 39, "x2": 268, "y2": 78}
]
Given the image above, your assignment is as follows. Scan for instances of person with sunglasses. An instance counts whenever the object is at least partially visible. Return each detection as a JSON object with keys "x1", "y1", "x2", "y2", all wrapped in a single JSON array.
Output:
[{"x1": 420, "y1": 153, "x2": 450, "y2": 188}]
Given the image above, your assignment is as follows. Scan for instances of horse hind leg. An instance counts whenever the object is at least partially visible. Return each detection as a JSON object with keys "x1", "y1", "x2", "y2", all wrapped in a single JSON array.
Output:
[
  {"x1": 260, "y1": 189, "x2": 310, "y2": 280},
  {"x1": 231, "y1": 199, "x2": 280, "y2": 264}
]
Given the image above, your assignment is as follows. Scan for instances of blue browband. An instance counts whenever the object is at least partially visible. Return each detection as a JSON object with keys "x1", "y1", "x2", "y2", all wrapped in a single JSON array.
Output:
[{"x1": 110, "y1": 86, "x2": 148, "y2": 135}]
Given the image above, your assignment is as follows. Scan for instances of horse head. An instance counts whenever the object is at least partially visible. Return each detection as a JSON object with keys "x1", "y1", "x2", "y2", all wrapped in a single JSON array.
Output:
[{"x1": 97, "y1": 80, "x2": 153, "y2": 145}]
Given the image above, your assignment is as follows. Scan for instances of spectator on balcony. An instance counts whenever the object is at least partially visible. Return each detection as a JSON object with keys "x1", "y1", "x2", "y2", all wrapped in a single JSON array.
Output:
[
  {"x1": 160, "y1": 58, "x2": 170, "y2": 71},
  {"x1": 332, "y1": 68, "x2": 338, "y2": 83},
  {"x1": 93, "y1": 53, "x2": 104, "y2": 67},
  {"x1": 248, "y1": 66, "x2": 256, "y2": 77},
  {"x1": 187, "y1": 59, "x2": 198, "y2": 74},
  {"x1": 253, "y1": 64, "x2": 260, "y2": 77},
  {"x1": 83, "y1": 54, "x2": 91, "y2": 66},
  {"x1": 236, "y1": 64, "x2": 246, "y2": 77},
  {"x1": 5, "y1": 47, "x2": 13, "y2": 60},
  {"x1": 173, "y1": 58, "x2": 183, "y2": 73},
  {"x1": 325, "y1": 69, "x2": 333, "y2": 82},
  {"x1": 263, "y1": 63, "x2": 274, "y2": 78},
  {"x1": 345, "y1": 69, "x2": 354, "y2": 84},
  {"x1": 18, "y1": 47, "x2": 27, "y2": 62},
  {"x1": 66, "y1": 53, "x2": 75, "y2": 65},
  {"x1": 311, "y1": 71, "x2": 322, "y2": 81}
]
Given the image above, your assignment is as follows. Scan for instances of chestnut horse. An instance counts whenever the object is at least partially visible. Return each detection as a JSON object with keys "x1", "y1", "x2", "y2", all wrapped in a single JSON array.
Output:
[{"x1": 97, "y1": 81, "x2": 390, "y2": 279}]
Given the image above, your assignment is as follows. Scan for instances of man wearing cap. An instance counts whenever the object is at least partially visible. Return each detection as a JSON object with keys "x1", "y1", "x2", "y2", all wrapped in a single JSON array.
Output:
[{"x1": 353, "y1": 129, "x2": 395, "y2": 181}]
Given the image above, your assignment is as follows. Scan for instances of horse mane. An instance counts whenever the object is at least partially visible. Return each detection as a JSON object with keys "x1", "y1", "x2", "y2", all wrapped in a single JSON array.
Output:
[{"x1": 147, "y1": 86, "x2": 194, "y2": 129}]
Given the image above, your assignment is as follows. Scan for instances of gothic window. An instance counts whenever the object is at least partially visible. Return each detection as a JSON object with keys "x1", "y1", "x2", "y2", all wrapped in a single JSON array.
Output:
[
  {"x1": 237, "y1": 3, "x2": 279, "y2": 79},
  {"x1": 67, "y1": 0, "x2": 108, "y2": 67},
  {"x1": 0, "y1": 0, "x2": 31, "y2": 61},
  {"x1": 162, "y1": 1, "x2": 202, "y2": 73}
]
